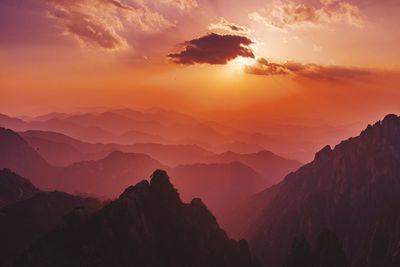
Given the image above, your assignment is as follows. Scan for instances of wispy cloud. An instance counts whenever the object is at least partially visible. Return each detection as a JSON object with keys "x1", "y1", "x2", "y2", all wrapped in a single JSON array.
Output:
[
  {"x1": 168, "y1": 33, "x2": 254, "y2": 65},
  {"x1": 208, "y1": 18, "x2": 250, "y2": 35},
  {"x1": 249, "y1": 0, "x2": 364, "y2": 31},
  {"x1": 160, "y1": 0, "x2": 198, "y2": 10},
  {"x1": 244, "y1": 58, "x2": 369, "y2": 80},
  {"x1": 45, "y1": 0, "x2": 174, "y2": 51}
]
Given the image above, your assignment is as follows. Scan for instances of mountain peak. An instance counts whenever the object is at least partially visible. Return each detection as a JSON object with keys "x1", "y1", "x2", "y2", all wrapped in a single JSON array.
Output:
[
  {"x1": 314, "y1": 145, "x2": 332, "y2": 162},
  {"x1": 383, "y1": 113, "x2": 399, "y2": 122},
  {"x1": 16, "y1": 170, "x2": 259, "y2": 267},
  {"x1": 119, "y1": 180, "x2": 150, "y2": 200},
  {"x1": 150, "y1": 169, "x2": 171, "y2": 187}
]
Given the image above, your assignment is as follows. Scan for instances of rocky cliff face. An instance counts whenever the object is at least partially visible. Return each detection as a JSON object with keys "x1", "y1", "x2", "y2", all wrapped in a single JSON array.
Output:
[
  {"x1": 15, "y1": 170, "x2": 259, "y2": 267},
  {"x1": 236, "y1": 114, "x2": 400, "y2": 267}
]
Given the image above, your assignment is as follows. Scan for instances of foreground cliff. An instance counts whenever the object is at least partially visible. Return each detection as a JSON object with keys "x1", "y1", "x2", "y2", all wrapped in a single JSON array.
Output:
[
  {"x1": 16, "y1": 170, "x2": 259, "y2": 267},
  {"x1": 230, "y1": 114, "x2": 400, "y2": 267}
]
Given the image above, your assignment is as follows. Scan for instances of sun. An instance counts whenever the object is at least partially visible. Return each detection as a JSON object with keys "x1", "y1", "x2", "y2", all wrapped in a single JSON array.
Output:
[{"x1": 228, "y1": 56, "x2": 257, "y2": 71}]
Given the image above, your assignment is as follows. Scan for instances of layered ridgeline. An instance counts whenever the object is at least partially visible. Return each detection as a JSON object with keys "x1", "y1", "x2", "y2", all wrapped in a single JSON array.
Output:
[
  {"x1": 0, "y1": 127, "x2": 299, "y2": 220},
  {"x1": 15, "y1": 170, "x2": 260, "y2": 267},
  {"x1": 228, "y1": 114, "x2": 400, "y2": 267}
]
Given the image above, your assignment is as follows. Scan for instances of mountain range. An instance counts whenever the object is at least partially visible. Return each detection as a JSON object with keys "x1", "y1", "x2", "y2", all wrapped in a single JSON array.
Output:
[
  {"x1": 0, "y1": 108, "x2": 362, "y2": 162},
  {"x1": 226, "y1": 114, "x2": 400, "y2": 267},
  {"x1": 13, "y1": 170, "x2": 260, "y2": 267},
  {"x1": 0, "y1": 127, "x2": 299, "y2": 219}
]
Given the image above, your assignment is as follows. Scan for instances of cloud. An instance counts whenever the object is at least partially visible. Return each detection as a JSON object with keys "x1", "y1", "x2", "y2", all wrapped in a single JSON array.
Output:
[
  {"x1": 244, "y1": 58, "x2": 369, "y2": 80},
  {"x1": 168, "y1": 33, "x2": 255, "y2": 65},
  {"x1": 45, "y1": 0, "x2": 174, "y2": 51},
  {"x1": 208, "y1": 18, "x2": 250, "y2": 35},
  {"x1": 249, "y1": 0, "x2": 364, "y2": 31},
  {"x1": 160, "y1": 0, "x2": 198, "y2": 10}
]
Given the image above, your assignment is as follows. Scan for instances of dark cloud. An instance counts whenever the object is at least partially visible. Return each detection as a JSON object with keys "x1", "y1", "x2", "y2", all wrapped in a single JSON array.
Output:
[
  {"x1": 168, "y1": 33, "x2": 255, "y2": 65},
  {"x1": 245, "y1": 58, "x2": 369, "y2": 80}
]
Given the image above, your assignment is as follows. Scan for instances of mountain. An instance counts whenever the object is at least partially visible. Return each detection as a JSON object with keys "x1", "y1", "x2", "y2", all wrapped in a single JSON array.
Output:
[
  {"x1": 210, "y1": 141, "x2": 266, "y2": 154},
  {"x1": 0, "y1": 182, "x2": 101, "y2": 266},
  {"x1": 203, "y1": 150, "x2": 302, "y2": 186},
  {"x1": 56, "y1": 151, "x2": 168, "y2": 197},
  {"x1": 117, "y1": 130, "x2": 167, "y2": 145},
  {"x1": 129, "y1": 143, "x2": 215, "y2": 166},
  {"x1": 283, "y1": 229, "x2": 347, "y2": 267},
  {"x1": 230, "y1": 114, "x2": 400, "y2": 267},
  {"x1": 2, "y1": 129, "x2": 264, "y2": 209},
  {"x1": 15, "y1": 170, "x2": 260, "y2": 267},
  {"x1": 20, "y1": 130, "x2": 216, "y2": 167},
  {"x1": 0, "y1": 113, "x2": 117, "y2": 144},
  {"x1": 171, "y1": 162, "x2": 264, "y2": 220},
  {"x1": 0, "y1": 128, "x2": 54, "y2": 189},
  {"x1": 0, "y1": 169, "x2": 39, "y2": 208},
  {"x1": 20, "y1": 134, "x2": 86, "y2": 166},
  {"x1": 20, "y1": 130, "x2": 119, "y2": 165}
]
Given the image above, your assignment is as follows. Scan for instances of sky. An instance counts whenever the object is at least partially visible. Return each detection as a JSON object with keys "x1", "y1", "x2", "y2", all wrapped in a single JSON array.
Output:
[{"x1": 1, "y1": 0, "x2": 400, "y2": 126}]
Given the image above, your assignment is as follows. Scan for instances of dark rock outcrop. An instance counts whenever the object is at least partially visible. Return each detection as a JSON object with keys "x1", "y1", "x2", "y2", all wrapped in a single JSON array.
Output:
[
  {"x1": 15, "y1": 170, "x2": 259, "y2": 267},
  {"x1": 0, "y1": 189, "x2": 100, "y2": 266},
  {"x1": 284, "y1": 229, "x2": 347, "y2": 267}
]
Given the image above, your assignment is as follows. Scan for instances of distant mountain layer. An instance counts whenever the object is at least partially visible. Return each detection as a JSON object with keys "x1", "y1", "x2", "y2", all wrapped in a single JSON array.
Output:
[
  {"x1": 1, "y1": 128, "x2": 301, "y2": 219},
  {"x1": 229, "y1": 114, "x2": 400, "y2": 267},
  {"x1": 202, "y1": 150, "x2": 302, "y2": 186},
  {"x1": 1, "y1": 108, "x2": 362, "y2": 162},
  {"x1": 15, "y1": 170, "x2": 260, "y2": 267}
]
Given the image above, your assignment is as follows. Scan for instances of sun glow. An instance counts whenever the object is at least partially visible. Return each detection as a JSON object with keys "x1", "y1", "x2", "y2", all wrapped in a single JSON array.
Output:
[{"x1": 228, "y1": 56, "x2": 257, "y2": 71}]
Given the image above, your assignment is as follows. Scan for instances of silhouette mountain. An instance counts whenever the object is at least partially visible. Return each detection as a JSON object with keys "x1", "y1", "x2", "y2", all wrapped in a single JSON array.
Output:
[
  {"x1": 283, "y1": 229, "x2": 347, "y2": 267},
  {"x1": 0, "y1": 172, "x2": 101, "y2": 266},
  {"x1": 15, "y1": 170, "x2": 260, "y2": 267},
  {"x1": 203, "y1": 150, "x2": 302, "y2": 186},
  {"x1": 231, "y1": 114, "x2": 400, "y2": 267},
  {"x1": 0, "y1": 128, "x2": 54, "y2": 189},
  {"x1": 56, "y1": 151, "x2": 167, "y2": 197},
  {"x1": 0, "y1": 169, "x2": 39, "y2": 208},
  {"x1": 19, "y1": 130, "x2": 216, "y2": 167},
  {"x1": 210, "y1": 141, "x2": 266, "y2": 154}
]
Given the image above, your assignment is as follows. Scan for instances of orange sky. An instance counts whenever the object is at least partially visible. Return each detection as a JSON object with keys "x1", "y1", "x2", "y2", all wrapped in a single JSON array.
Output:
[{"x1": 1, "y1": 0, "x2": 400, "y2": 126}]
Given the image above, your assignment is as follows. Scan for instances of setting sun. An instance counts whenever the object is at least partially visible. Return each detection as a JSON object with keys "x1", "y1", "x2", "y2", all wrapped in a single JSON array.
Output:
[{"x1": 228, "y1": 56, "x2": 257, "y2": 71}]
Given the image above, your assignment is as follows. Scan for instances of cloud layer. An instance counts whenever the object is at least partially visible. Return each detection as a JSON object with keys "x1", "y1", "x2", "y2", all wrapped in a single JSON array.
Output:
[
  {"x1": 45, "y1": 0, "x2": 175, "y2": 50},
  {"x1": 245, "y1": 58, "x2": 369, "y2": 80},
  {"x1": 208, "y1": 18, "x2": 250, "y2": 35},
  {"x1": 249, "y1": 0, "x2": 364, "y2": 31},
  {"x1": 160, "y1": 0, "x2": 198, "y2": 10},
  {"x1": 168, "y1": 33, "x2": 255, "y2": 65}
]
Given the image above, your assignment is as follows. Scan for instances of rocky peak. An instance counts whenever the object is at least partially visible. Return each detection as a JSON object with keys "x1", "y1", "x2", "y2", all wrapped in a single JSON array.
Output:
[
  {"x1": 119, "y1": 180, "x2": 150, "y2": 200},
  {"x1": 314, "y1": 145, "x2": 332, "y2": 162},
  {"x1": 359, "y1": 114, "x2": 400, "y2": 144},
  {"x1": 15, "y1": 170, "x2": 260, "y2": 267}
]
